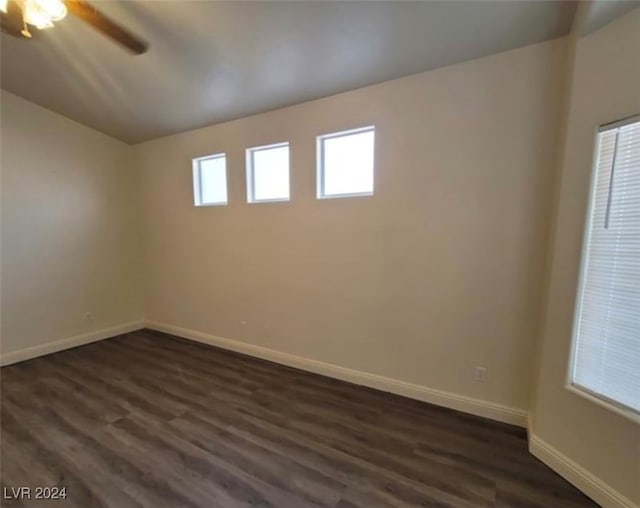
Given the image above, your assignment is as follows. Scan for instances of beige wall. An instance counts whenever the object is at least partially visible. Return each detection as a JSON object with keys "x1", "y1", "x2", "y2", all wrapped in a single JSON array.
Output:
[
  {"x1": 532, "y1": 8, "x2": 640, "y2": 506},
  {"x1": 136, "y1": 39, "x2": 566, "y2": 413},
  {"x1": 0, "y1": 91, "x2": 144, "y2": 358}
]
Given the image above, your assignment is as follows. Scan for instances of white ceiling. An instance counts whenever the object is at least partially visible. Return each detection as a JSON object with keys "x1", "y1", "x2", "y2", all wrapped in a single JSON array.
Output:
[
  {"x1": 1, "y1": 1, "x2": 577, "y2": 144},
  {"x1": 579, "y1": 0, "x2": 639, "y2": 34}
]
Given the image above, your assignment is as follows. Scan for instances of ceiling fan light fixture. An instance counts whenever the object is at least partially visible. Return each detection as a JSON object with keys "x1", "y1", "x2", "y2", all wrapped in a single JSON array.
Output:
[
  {"x1": 34, "y1": 0, "x2": 66, "y2": 21},
  {"x1": 4, "y1": 0, "x2": 147, "y2": 54},
  {"x1": 22, "y1": 0, "x2": 66, "y2": 30},
  {"x1": 23, "y1": 3, "x2": 53, "y2": 28}
]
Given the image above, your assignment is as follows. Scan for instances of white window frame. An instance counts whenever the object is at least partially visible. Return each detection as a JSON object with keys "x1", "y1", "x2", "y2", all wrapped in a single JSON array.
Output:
[
  {"x1": 317, "y1": 125, "x2": 375, "y2": 199},
  {"x1": 192, "y1": 153, "x2": 227, "y2": 206},
  {"x1": 566, "y1": 114, "x2": 640, "y2": 423},
  {"x1": 245, "y1": 142, "x2": 290, "y2": 204}
]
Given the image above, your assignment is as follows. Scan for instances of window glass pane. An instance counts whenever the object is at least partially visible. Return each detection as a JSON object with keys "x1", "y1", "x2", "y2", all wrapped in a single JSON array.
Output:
[
  {"x1": 571, "y1": 119, "x2": 640, "y2": 415},
  {"x1": 322, "y1": 129, "x2": 374, "y2": 197},
  {"x1": 195, "y1": 155, "x2": 227, "y2": 205},
  {"x1": 252, "y1": 145, "x2": 289, "y2": 201}
]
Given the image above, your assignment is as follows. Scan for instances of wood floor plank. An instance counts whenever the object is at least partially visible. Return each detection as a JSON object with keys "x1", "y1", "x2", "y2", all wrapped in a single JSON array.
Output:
[{"x1": 1, "y1": 330, "x2": 600, "y2": 507}]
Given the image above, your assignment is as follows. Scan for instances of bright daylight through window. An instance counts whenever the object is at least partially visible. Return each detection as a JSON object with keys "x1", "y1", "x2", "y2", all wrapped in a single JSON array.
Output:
[
  {"x1": 193, "y1": 153, "x2": 227, "y2": 206},
  {"x1": 246, "y1": 143, "x2": 290, "y2": 203},
  {"x1": 317, "y1": 126, "x2": 375, "y2": 199}
]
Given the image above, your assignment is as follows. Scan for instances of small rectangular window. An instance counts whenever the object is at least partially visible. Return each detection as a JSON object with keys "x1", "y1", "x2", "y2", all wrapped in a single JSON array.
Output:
[
  {"x1": 570, "y1": 116, "x2": 640, "y2": 418},
  {"x1": 317, "y1": 126, "x2": 375, "y2": 199},
  {"x1": 246, "y1": 142, "x2": 290, "y2": 203},
  {"x1": 193, "y1": 153, "x2": 227, "y2": 206}
]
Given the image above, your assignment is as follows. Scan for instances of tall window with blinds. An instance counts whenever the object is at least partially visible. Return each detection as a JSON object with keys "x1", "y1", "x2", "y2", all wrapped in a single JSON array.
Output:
[{"x1": 570, "y1": 116, "x2": 640, "y2": 417}]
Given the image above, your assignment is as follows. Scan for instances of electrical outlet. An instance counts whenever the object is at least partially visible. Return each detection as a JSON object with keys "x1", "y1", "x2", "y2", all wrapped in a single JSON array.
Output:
[{"x1": 474, "y1": 366, "x2": 486, "y2": 382}]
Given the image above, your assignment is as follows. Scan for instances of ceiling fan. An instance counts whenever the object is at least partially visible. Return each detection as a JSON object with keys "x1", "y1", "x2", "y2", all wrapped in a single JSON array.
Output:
[{"x1": 0, "y1": 0, "x2": 147, "y2": 54}]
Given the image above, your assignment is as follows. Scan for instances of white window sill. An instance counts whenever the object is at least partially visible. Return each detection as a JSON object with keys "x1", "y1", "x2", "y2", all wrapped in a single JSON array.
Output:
[
  {"x1": 317, "y1": 192, "x2": 374, "y2": 200},
  {"x1": 248, "y1": 198, "x2": 290, "y2": 204},
  {"x1": 565, "y1": 383, "x2": 640, "y2": 424}
]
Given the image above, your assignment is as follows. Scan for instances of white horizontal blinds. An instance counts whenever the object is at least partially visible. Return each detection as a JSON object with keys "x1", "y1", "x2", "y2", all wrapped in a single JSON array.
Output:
[{"x1": 572, "y1": 118, "x2": 640, "y2": 414}]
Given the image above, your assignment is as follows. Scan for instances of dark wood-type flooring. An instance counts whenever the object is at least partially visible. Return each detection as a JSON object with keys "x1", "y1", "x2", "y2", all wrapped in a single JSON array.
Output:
[{"x1": 1, "y1": 329, "x2": 599, "y2": 508}]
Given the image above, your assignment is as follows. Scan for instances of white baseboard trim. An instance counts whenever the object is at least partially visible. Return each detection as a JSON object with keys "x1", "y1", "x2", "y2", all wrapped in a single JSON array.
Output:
[
  {"x1": 529, "y1": 434, "x2": 638, "y2": 508},
  {"x1": 0, "y1": 320, "x2": 145, "y2": 366},
  {"x1": 145, "y1": 320, "x2": 528, "y2": 427}
]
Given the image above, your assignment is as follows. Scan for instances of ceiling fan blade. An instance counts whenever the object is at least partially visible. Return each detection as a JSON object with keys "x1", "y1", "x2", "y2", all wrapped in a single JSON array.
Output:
[{"x1": 65, "y1": 0, "x2": 148, "y2": 55}]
